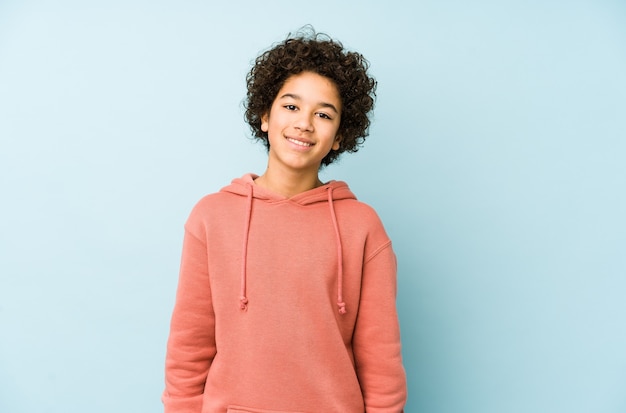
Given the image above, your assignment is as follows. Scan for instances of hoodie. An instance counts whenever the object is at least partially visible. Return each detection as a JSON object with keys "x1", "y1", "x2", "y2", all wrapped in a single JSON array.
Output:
[{"x1": 163, "y1": 174, "x2": 407, "y2": 413}]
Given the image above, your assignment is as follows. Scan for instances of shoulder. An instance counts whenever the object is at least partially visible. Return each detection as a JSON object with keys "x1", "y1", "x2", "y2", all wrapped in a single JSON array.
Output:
[
  {"x1": 335, "y1": 198, "x2": 391, "y2": 249},
  {"x1": 327, "y1": 181, "x2": 382, "y2": 223},
  {"x1": 189, "y1": 191, "x2": 234, "y2": 213},
  {"x1": 184, "y1": 191, "x2": 241, "y2": 234},
  {"x1": 336, "y1": 198, "x2": 384, "y2": 225}
]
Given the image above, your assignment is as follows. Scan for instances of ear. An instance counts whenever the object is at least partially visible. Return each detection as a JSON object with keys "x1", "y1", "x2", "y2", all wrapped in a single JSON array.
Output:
[
  {"x1": 261, "y1": 112, "x2": 269, "y2": 133},
  {"x1": 332, "y1": 135, "x2": 342, "y2": 151}
]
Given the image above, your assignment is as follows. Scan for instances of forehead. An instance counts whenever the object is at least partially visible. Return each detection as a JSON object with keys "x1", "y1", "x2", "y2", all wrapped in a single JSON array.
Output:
[{"x1": 277, "y1": 71, "x2": 341, "y2": 108}]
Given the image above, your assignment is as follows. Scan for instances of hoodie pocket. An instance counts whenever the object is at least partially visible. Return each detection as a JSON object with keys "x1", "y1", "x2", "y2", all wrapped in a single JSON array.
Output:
[{"x1": 226, "y1": 405, "x2": 307, "y2": 413}]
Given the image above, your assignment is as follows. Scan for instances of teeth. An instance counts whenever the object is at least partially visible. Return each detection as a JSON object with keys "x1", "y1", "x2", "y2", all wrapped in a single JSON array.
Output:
[{"x1": 287, "y1": 138, "x2": 313, "y2": 147}]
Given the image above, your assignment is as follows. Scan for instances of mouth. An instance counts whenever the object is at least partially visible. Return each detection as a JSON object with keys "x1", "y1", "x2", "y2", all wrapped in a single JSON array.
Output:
[{"x1": 286, "y1": 137, "x2": 314, "y2": 147}]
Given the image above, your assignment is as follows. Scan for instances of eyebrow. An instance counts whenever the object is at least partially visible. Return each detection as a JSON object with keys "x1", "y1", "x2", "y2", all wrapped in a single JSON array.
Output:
[{"x1": 279, "y1": 93, "x2": 340, "y2": 114}]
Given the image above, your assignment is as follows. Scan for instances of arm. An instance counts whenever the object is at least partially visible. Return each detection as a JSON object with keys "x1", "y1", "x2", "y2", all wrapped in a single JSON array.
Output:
[
  {"x1": 162, "y1": 228, "x2": 215, "y2": 413},
  {"x1": 353, "y1": 241, "x2": 407, "y2": 412}
]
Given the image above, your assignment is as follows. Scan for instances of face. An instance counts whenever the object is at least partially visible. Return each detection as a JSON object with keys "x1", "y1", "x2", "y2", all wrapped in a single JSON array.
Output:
[{"x1": 261, "y1": 71, "x2": 342, "y2": 175}]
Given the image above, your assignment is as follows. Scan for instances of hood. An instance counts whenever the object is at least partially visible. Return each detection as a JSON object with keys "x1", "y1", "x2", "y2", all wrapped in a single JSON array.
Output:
[
  {"x1": 222, "y1": 173, "x2": 355, "y2": 315},
  {"x1": 220, "y1": 173, "x2": 356, "y2": 204}
]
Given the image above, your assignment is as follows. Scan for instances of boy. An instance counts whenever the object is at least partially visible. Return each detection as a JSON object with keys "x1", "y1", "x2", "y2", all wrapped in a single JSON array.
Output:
[{"x1": 163, "y1": 29, "x2": 407, "y2": 412}]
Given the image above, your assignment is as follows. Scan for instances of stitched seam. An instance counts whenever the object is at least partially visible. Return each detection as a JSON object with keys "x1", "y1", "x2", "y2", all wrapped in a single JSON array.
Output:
[
  {"x1": 364, "y1": 240, "x2": 392, "y2": 263},
  {"x1": 183, "y1": 225, "x2": 205, "y2": 242}
]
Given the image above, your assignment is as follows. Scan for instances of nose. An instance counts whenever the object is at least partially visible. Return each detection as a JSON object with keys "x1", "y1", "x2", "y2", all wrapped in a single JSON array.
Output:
[{"x1": 293, "y1": 112, "x2": 314, "y2": 132}]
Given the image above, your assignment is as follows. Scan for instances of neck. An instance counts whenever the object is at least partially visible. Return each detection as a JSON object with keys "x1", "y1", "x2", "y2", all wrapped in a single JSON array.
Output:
[{"x1": 254, "y1": 166, "x2": 323, "y2": 198}]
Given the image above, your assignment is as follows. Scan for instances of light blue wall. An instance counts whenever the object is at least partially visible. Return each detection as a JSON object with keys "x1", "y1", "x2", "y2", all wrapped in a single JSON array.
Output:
[{"x1": 1, "y1": 1, "x2": 625, "y2": 412}]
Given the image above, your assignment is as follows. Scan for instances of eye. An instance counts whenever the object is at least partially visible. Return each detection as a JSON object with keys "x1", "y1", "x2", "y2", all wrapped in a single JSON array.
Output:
[
  {"x1": 284, "y1": 104, "x2": 297, "y2": 111},
  {"x1": 316, "y1": 112, "x2": 332, "y2": 120}
]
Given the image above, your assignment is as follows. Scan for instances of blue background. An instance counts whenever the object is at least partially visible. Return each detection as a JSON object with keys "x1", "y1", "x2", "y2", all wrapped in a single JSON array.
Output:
[{"x1": 1, "y1": 1, "x2": 625, "y2": 412}]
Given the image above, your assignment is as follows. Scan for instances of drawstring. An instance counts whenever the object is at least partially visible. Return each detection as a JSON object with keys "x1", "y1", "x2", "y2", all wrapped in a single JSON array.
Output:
[
  {"x1": 239, "y1": 182, "x2": 345, "y2": 314},
  {"x1": 239, "y1": 183, "x2": 253, "y2": 310},
  {"x1": 327, "y1": 187, "x2": 346, "y2": 314}
]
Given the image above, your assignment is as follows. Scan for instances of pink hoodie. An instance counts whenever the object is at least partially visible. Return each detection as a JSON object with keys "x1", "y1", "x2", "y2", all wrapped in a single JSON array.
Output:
[{"x1": 163, "y1": 174, "x2": 407, "y2": 413}]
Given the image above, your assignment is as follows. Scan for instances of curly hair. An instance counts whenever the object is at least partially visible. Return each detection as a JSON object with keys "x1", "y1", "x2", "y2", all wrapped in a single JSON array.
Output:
[{"x1": 244, "y1": 28, "x2": 377, "y2": 166}]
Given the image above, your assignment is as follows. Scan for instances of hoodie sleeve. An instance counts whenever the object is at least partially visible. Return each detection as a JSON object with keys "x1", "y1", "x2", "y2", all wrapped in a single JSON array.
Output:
[
  {"x1": 353, "y1": 239, "x2": 407, "y2": 412},
  {"x1": 162, "y1": 223, "x2": 215, "y2": 413}
]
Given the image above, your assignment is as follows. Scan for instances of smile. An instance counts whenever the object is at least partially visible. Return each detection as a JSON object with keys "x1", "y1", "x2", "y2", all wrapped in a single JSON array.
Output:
[{"x1": 287, "y1": 137, "x2": 314, "y2": 147}]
